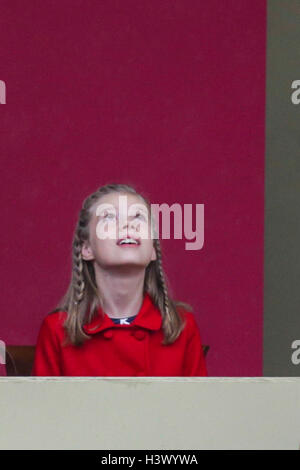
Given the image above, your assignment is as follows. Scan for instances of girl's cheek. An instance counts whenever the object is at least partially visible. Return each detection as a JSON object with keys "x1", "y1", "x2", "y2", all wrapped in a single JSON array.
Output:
[
  {"x1": 95, "y1": 219, "x2": 118, "y2": 241},
  {"x1": 137, "y1": 220, "x2": 151, "y2": 239}
]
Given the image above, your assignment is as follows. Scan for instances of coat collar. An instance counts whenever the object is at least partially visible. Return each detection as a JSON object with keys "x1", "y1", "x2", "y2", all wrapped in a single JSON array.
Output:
[{"x1": 83, "y1": 292, "x2": 162, "y2": 335}]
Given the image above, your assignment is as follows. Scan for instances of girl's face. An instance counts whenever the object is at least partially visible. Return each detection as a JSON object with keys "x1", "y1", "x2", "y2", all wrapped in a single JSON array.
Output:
[{"x1": 81, "y1": 192, "x2": 157, "y2": 270}]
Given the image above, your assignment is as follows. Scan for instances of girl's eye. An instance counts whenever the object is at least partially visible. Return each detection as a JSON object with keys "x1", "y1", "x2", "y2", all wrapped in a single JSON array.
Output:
[
  {"x1": 135, "y1": 212, "x2": 146, "y2": 220},
  {"x1": 104, "y1": 212, "x2": 115, "y2": 219}
]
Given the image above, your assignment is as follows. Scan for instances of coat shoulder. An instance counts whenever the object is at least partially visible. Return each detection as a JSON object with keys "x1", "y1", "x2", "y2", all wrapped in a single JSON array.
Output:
[
  {"x1": 175, "y1": 305, "x2": 199, "y2": 337},
  {"x1": 183, "y1": 311, "x2": 199, "y2": 333},
  {"x1": 39, "y1": 310, "x2": 68, "y2": 334}
]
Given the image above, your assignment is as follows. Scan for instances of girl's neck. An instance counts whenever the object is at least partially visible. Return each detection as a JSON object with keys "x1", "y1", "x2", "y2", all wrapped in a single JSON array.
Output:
[{"x1": 94, "y1": 263, "x2": 146, "y2": 319}]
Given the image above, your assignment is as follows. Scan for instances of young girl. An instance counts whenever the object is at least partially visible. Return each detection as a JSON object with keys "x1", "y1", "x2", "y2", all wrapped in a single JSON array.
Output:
[{"x1": 31, "y1": 183, "x2": 208, "y2": 377}]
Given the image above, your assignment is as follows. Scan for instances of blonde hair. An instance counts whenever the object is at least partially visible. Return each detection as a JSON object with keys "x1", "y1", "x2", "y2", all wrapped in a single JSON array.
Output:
[{"x1": 52, "y1": 183, "x2": 193, "y2": 346}]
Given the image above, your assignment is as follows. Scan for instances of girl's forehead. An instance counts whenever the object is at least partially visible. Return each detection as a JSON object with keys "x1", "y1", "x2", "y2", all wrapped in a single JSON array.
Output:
[{"x1": 91, "y1": 192, "x2": 149, "y2": 213}]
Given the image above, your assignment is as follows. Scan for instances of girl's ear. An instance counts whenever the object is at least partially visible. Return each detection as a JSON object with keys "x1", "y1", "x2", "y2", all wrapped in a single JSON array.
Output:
[
  {"x1": 81, "y1": 241, "x2": 94, "y2": 261},
  {"x1": 151, "y1": 245, "x2": 157, "y2": 262}
]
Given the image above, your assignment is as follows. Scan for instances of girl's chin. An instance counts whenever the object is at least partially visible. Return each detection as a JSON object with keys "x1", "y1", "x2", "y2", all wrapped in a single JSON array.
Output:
[{"x1": 96, "y1": 260, "x2": 149, "y2": 270}]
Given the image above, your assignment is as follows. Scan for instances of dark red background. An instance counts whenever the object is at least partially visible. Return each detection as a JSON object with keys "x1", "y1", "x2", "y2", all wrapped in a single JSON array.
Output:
[{"x1": 0, "y1": 0, "x2": 266, "y2": 376}]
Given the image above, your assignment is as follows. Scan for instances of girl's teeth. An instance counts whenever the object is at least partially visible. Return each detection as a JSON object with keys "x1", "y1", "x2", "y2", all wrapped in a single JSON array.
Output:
[{"x1": 120, "y1": 238, "x2": 137, "y2": 245}]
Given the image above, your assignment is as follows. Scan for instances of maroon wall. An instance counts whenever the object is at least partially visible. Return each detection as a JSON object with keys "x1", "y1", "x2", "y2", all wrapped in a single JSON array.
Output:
[{"x1": 0, "y1": 0, "x2": 266, "y2": 376}]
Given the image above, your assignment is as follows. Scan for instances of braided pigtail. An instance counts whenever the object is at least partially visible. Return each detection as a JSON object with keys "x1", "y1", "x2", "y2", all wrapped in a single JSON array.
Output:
[
  {"x1": 153, "y1": 238, "x2": 171, "y2": 321},
  {"x1": 60, "y1": 194, "x2": 105, "y2": 346},
  {"x1": 73, "y1": 231, "x2": 85, "y2": 305},
  {"x1": 151, "y1": 238, "x2": 186, "y2": 344},
  {"x1": 61, "y1": 217, "x2": 95, "y2": 346}
]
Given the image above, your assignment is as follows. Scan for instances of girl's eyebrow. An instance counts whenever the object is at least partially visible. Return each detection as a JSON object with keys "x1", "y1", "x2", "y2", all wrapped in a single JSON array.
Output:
[
  {"x1": 130, "y1": 202, "x2": 148, "y2": 211},
  {"x1": 96, "y1": 207, "x2": 116, "y2": 217},
  {"x1": 131, "y1": 206, "x2": 148, "y2": 214},
  {"x1": 96, "y1": 202, "x2": 149, "y2": 216}
]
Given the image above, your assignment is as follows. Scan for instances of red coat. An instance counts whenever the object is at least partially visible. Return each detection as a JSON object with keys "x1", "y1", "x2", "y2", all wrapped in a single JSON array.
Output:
[{"x1": 31, "y1": 292, "x2": 208, "y2": 377}]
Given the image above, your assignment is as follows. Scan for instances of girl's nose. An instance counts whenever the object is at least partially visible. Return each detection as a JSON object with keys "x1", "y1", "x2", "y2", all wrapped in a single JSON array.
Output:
[{"x1": 120, "y1": 217, "x2": 136, "y2": 232}]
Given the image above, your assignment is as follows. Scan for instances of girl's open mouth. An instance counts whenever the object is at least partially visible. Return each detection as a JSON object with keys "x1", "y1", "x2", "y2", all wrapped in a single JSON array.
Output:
[{"x1": 117, "y1": 237, "x2": 141, "y2": 246}]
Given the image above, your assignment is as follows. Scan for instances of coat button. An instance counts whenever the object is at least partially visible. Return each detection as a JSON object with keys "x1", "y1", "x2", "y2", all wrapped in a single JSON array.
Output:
[
  {"x1": 133, "y1": 330, "x2": 146, "y2": 340},
  {"x1": 103, "y1": 330, "x2": 113, "y2": 339}
]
